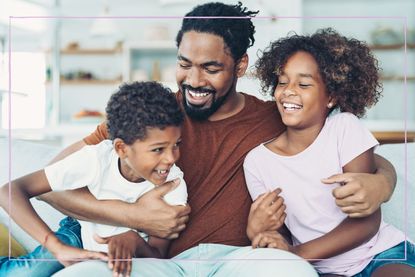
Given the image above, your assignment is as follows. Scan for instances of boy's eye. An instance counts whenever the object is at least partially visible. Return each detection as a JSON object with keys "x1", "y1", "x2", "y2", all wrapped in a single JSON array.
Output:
[
  {"x1": 173, "y1": 141, "x2": 182, "y2": 148},
  {"x1": 152, "y1": 148, "x2": 163, "y2": 153}
]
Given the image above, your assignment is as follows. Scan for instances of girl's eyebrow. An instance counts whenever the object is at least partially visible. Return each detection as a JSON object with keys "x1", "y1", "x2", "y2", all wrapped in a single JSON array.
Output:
[{"x1": 298, "y1": 73, "x2": 313, "y2": 78}]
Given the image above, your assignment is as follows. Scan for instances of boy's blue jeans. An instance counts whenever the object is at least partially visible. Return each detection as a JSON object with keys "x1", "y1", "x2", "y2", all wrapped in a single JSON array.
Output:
[{"x1": 0, "y1": 217, "x2": 82, "y2": 277}]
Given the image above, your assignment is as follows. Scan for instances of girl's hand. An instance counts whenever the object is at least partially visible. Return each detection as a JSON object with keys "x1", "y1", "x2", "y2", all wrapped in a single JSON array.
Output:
[
  {"x1": 50, "y1": 241, "x2": 108, "y2": 267},
  {"x1": 247, "y1": 189, "x2": 286, "y2": 240},
  {"x1": 94, "y1": 230, "x2": 143, "y2": 277},
  {"x1": 252, "y1": 230, "x2": 293, "y2": 252}
]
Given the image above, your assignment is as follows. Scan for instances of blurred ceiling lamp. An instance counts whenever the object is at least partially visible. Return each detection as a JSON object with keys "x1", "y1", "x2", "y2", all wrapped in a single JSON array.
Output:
[{"x1": 90, "y1": 4, "x2": 117, "y2": 37}]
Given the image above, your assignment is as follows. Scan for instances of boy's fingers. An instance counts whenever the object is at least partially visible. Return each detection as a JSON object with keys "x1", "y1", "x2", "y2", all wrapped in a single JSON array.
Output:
[
  {"x1": 155, "y1": 178, "x2": 180, "y2": 197},
  {"x1": 93, "y1": 233, "x2": 109, "y2": 244}
]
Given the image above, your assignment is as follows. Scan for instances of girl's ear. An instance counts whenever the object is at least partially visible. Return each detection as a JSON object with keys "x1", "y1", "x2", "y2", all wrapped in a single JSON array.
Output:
[
  {"x1": 327, "y1": 96, "x2": 336, "y2": 109},
  {"x1": 113, "y1": 138, "x2": 128, "y2": 158},
  {"x1": 236, "y1": 53, "x2": 249, "y2": 78}
]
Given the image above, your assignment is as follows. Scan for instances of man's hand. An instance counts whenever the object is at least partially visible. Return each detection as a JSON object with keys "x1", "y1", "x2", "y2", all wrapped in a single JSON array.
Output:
[
  {"x1": 130, "y1": 179, "x2": 191, "y2": 239},
  {"x1": 251, "y1": 230, "x2": 292, "y2": 251},
  {"x1": 322, "y1": 172, "x2": 390, "y2": 218},
  {"x1": 246, "y1": 189, "x2": 286, "y2": 240},
  {"x1": 94, "y1": 231, "x2": 142, "y2": 277}
]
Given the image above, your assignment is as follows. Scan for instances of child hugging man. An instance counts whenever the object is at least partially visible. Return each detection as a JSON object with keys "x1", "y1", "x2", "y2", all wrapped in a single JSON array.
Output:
[{"x1": 0, "y1": 81, "x2": 188, "y2": 277}]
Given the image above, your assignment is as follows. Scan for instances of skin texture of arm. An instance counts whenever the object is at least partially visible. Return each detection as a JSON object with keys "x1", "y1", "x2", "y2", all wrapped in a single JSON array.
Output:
[
  {"x1": 0, "y1": 170, "x2": 107, "y2": 265},
  {"x1": 292, "y1": 148, "x2": 381, "y2": 260},
  {"x1": 38, "y1": 140, "x2": 190, "y2": 239},
  {"x1": 322, "y1": 153, "x2": 396, "y2": 217}
]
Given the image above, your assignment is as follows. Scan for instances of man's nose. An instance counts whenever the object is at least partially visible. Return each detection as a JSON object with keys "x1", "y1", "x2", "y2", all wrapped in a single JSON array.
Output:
[{"x1": 187, "y1": 68, "x2": 206, "y2": 88}]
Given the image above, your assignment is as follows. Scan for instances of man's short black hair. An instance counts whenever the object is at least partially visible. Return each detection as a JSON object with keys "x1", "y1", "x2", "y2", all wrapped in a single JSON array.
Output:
[
  {"x1": 176, "y1": 2, "x2": 258, "y2": 61},
  {"x1": 106, "y1": 81, "x2": 184, "y2": 144}
]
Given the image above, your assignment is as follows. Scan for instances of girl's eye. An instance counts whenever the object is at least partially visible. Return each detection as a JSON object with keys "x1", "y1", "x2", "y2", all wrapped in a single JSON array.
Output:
[
  {"x1": 299, "y1": 84, "x2": 311, "y2": 88},
  {"x1": 277, "y1": 81, "x2": 287, "y2": 86}
]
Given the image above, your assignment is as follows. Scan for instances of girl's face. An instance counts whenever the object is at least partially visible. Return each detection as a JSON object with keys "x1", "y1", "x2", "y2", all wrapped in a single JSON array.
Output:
[{"x1": 274, "y1": 51, "x2": 332, "y2": 130}]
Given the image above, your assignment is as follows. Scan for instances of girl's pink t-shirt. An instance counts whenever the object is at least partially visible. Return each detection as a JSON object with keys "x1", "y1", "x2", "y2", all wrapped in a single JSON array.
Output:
[{"x1": 244, "y1": 112, "x2": 405, "y2": 276}]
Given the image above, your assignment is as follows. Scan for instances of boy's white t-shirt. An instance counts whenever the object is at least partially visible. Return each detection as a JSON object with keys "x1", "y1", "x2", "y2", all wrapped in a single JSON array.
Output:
[
  {"x1": 44, "y1": 140, "x2": 188, "y2": 252},
  {"x1": 244, "y1": 112, "x2": 405, "y2": 276}
]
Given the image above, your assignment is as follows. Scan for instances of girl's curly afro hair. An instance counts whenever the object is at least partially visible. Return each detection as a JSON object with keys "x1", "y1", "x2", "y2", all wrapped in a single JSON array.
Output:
[{"x1": 255, "y1": 28, "x2": 382, "y2": 118}]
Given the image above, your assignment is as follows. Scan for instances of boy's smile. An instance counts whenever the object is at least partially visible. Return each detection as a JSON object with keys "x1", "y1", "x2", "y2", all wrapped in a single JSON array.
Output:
[{"x1": 116, "y1": 126, "x2": 182, "y2": 185}]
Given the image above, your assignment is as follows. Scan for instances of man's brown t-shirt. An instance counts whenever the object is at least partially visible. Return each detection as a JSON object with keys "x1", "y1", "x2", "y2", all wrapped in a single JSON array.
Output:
[{"x1": 83, "y1": 91, "x2": 285, "y2": 257}]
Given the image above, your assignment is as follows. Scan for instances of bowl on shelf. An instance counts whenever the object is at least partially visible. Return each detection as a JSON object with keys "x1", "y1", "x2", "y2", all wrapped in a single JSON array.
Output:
[{"x1": 71, "y1": 110, "x2": 105, "y2": 124}]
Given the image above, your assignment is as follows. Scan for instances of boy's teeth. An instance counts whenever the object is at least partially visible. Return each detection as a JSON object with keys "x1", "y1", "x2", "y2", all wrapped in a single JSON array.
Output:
[
  {"x1": 188, "y1": 90, "x2": 209, "y2": 97},
  {"x1": 157, "y1": 170, "x2": 167, "y2": 174}
]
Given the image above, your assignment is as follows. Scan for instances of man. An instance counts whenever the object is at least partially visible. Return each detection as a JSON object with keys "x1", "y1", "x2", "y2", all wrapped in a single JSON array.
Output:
[{"x1": 42, "y1": 2, "x2": 396, "y2": 276}]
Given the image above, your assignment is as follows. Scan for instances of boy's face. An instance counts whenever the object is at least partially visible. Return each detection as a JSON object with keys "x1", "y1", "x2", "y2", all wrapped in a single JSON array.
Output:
[
  {"x1": 117, "y1": 126, "x2": 182, "y2": 186},
  {"x1": 274, "y1": 51, "x2": 331, "y2": 129},
  {"x1": 176, "y1": 31, "x2": 240, "y2": 120}
]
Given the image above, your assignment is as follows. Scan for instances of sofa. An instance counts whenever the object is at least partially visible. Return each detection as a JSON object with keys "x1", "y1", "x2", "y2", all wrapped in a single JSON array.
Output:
[{"x1": 0, "y1": 138, "x2": 414, "y2": 254}]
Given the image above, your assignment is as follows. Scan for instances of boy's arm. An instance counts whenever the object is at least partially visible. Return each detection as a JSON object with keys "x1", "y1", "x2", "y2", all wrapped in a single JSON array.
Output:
[
  {"x1": 292, "y1": 148, "x2": 381, "y2": 259},
  {"x1": 322, "y1": 153, "x2": 396, "y2": 217},
  {"x1": 0, "y1": 170, "x2": 106, "y2": 264}
]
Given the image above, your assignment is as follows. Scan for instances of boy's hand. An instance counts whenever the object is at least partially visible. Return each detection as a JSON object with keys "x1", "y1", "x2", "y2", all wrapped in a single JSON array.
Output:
[
  {"x1": 50, "y1": 240, "x2": 108, "y2": 267},
  {"x1": 252, "y1": 230, "x2": 292, "y2": 252},
  {"x1": 94, "y1": 231, "x2": 142, "y2": 277},
  {"x1": 129, "y1": 179, "x2": 191, "y2": 239},
  {"x1": 247, "y1": 189, "x2": 286, "y2": 240}
]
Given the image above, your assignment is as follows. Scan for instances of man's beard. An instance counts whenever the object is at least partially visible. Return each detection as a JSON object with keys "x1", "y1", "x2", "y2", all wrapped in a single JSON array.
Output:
[{"x1": 181, "y1": 84, "x2": 232, "y2": 121}]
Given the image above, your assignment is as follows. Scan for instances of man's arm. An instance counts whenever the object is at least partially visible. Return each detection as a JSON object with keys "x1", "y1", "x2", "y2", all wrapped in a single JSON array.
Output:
[{"x1": 322, "y1": 153, "x2": 396, "y2": 217}]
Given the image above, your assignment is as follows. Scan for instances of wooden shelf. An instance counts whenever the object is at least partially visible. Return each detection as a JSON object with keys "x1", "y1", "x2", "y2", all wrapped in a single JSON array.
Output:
[
  {"x1": 369, "y1": 43, "x2": 415, "y2": 50},
  {"x1": 381, "y1": 76, "x2": 415, "y2": 81},
  {"x1": 372, "y1": 131, "x2": 415, "y2": 144}
]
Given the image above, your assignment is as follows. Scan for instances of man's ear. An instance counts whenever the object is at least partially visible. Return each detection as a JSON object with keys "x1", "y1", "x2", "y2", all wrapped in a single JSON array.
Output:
[
  {"x1": 113, "y1": 138, "x2": 128, "y2": 158},
  {"x1": 236, "y1": 53, "x2": 249, "y2": 78}
]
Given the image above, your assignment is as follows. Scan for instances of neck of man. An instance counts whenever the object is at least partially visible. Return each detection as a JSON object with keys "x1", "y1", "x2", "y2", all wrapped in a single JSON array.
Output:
[{"x1": 207, "y1": 89, "x2": 245, "y2": 121}]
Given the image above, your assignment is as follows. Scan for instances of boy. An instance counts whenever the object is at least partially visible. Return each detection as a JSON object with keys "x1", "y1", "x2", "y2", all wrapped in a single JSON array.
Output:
[{"x1": 0, "y1": 81, "x2": 187, "y2": 277}]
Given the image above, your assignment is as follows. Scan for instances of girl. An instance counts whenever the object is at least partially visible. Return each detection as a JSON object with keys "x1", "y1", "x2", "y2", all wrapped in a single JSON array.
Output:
[{"x1": 244, "y1": 28, "x2": 415, "y2": 276}]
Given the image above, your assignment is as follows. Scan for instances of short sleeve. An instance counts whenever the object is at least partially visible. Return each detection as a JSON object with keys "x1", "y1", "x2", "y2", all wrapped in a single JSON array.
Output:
[
  {"x1": 44, "y1": 145, "x2": 100, "y2": 191},
  {"x1": 83, "y1": 122, "x2": 109, "y2": 145},
  {"x1": 163, "y1": 164, "x2": 188, "y2": 206},
  {"x1": 243, "y1": 150, "x2": 268, "y2": 201},
  {"x1": 335, "y1": 113, "x2": 379, "y2": 167}
]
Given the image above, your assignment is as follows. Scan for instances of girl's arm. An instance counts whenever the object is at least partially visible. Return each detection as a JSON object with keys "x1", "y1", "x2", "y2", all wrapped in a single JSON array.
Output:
[
  {"x1": 291, "y1": 148, "x2": 381, "y2": 260},
  {"x1": 0, "y1": 170, "x2": 107, "y2": 265}
]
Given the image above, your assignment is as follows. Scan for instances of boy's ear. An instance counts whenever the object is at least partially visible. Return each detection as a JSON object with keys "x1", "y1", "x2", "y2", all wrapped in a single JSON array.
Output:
[
  {"x1": 236, "y1": 53, "x2": 249, "y2": 78},
  {"x1": 113, "y1": 138, "x2": 128, "y2": 158}
]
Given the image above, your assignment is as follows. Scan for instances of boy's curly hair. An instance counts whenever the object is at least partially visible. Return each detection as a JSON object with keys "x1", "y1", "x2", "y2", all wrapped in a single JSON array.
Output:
[
  {"x1": 176, "y1": 2, "x2": 258, "y2": 61},
  {"x1": 106, "y1": 81, "x2": 184, "y2": 145},
  {"x1": 255, "y1": 28, "x2": 382, "y2": 118}
]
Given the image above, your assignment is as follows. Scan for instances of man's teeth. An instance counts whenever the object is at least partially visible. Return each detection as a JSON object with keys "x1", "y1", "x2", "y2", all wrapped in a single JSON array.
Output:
[
  {"x1": 188, "y1": 90, "x2": 210, "y2": 98},
  {"x1": 283, "y1": 103, "x2": 302, "y2": 110}
]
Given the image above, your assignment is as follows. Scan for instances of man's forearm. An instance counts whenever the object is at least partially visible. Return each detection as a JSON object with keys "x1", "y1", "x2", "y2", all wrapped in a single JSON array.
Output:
[
  {"x1": 374, "y1": 154, "x2": 396, "y2": 202},
  {"x1": 38, "y1": 188, "x2": 133, "y2": 228}
]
